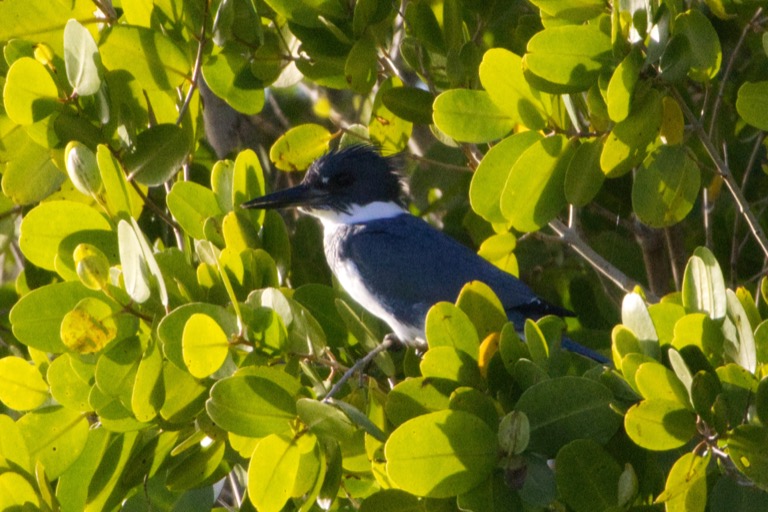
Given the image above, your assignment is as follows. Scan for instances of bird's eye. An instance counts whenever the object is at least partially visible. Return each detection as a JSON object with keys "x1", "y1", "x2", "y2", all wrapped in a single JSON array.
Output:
[{"x1": 331, "y1": 172, "x2": 354, "y2": 187}]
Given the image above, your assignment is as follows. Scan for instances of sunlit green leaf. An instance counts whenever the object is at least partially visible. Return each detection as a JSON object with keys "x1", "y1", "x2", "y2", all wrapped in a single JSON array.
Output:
[
  {"x1": 500, "y1": 134, "x2": 571, "y2": 232},
  {"x1": 100, "y1": 25, "x2": 190, "y2": 90},
  {"x1": 470, "y1": 131, "x2": 542, "y2": 223},
  {"x1": 624, "y1": 399, "x2": 696, "y2": 451},
  {"x1": 60, "y1": 297, "x2": 118, "y2": 354},
  {"x1": 656, "y1": 451, "x2": 710, "y2": 510},
  {"x1": 0, "y1": 356, "x2": 48, "y2": 410},
  {"x1": 632, "y1": 145, "x2": 700, "y2": 228},
  {"x1": 433, "y1": 89, "x2": 515, "y2": 143},
  {"x1": 202, "y1": 51, "x2": 265, "y2": 115},
  {"x1": 3, "y1": 57, "x2": 59, "y2": 125},
  {"x1": 63, "y1": 19, "x2": 102, "y2": 96},
  {"x1": 385, "y1": 410, "x2": 498, "y2": 498},
  {"x1": 182, "y1": 313, "x2": 230, "y2": 378},
  {"x1": 18, "y1": 406, "x2": 89, "y2": 479},
  {"x1": 270, "y1": 124, "x2": 332, "y2": 171},
  {"x1": 523, "y1": 25, "x2": 612, "y2": 93}
]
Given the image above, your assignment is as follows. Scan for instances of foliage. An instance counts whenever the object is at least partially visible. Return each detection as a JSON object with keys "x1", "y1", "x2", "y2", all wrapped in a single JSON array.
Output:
[{"x1": 1, "y1": 0, "x2": 768, "y2": 510}]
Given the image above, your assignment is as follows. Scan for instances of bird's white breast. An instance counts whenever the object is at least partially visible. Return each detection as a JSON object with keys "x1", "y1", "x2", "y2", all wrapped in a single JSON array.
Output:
[{"x1": 317, "y1": 203, "x2": 425, "y2": 346}]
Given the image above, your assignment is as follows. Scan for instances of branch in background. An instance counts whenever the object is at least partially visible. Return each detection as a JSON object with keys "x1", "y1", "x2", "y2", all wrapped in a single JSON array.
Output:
[
  {"x1": 673, "y1": 88, "x2": 768, "y2": 260},
  {"x1": 176, "y1": 0, "x2": 209, "y2": 126},
  {"x1": 707, "y1": 7, "x2": 764, "y2": 137},
  {"x1": 549, "y1": 219, "x2": 658, "y2": 302}
]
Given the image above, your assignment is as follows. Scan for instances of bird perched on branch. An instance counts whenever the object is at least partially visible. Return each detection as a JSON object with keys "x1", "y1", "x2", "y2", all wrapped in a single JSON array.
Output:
[{"x1": 243, "y1": 145, "x2": 606, "y2": 363}]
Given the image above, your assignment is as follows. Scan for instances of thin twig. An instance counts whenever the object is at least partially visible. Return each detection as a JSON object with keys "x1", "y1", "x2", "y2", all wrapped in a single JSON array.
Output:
[
  {"x1": 322, "y1": 335, "x2": 394, "y2": 402},
  {"x1": 176, "y1": 1, "x2": 209, "y2": 125},
  {"x1": 708, "y1": 7, "x2": 764, "y2": 137},
  {"x1": 729, "y1": 132, "x2": 766, "y2": 282},
  {"x1": 549, "y1": 219, "x2": 658, "y2": 302},
  {"x1": 673, "y1": 88, "x2": 768, "y2": 259},
  {"x1": 128, "y1": 180, "x2": 182, "y2": 232}
]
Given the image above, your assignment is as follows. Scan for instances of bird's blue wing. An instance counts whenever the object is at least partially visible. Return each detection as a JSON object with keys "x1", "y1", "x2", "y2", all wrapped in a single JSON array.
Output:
[{"x1": 335, "y1": 215, "x2": 563, "y2": 326}]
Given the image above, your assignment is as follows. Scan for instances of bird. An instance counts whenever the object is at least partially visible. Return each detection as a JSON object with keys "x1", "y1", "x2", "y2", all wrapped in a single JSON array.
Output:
[{"x1": 242, "y1": 145, "x2": 607, "y2": 363}]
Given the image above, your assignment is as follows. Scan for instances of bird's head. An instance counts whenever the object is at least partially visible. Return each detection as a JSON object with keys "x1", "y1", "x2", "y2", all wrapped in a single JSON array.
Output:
[{"x1": 242, "y1": 145, "x2": 406, "y2": 224}]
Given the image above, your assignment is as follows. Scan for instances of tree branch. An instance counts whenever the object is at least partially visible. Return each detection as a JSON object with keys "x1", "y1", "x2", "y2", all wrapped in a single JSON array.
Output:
[{"x1": 673, "y1": 88, "x2": 768, "y2": 259}]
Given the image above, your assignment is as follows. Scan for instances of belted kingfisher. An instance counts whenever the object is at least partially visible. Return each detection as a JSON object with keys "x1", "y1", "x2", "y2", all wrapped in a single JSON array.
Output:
[{"x1": 243, "y1": 145, "x2": 606, "y2": 362}]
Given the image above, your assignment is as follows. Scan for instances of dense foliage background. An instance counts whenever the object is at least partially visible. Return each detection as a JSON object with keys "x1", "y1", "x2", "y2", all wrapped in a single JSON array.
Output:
[{"x1": 1, "y1": 0, "x2": 768, "y2": 510}]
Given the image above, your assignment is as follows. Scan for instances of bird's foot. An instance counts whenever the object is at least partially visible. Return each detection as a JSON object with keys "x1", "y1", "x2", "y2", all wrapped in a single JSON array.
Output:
[{"x1": 322, "y1": 334, "x2": 398, "y2": 402}]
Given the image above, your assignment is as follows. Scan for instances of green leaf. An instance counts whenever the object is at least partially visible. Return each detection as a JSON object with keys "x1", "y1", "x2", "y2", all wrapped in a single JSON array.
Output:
[
  {"x1": 247, "y1": 434, "x2": 300, "y2": 512},
  {"x1": 158, "y1": 303, "x2": 239, "y2": 369},
  {"x1": 2, "y1": 140, "x2": 66, "y2": 205},
  {"x1": 420, "y1": 347, "x2": 484, "y2": 388},
  {"x1": 500, "y1": 134, "x2": 571, "y2": 232},
  {"x1": 2, "y1": 57, "x2": 60, "y2": 125},
  {"x1": 131, "y1": 339, "x2": 164, "y2": 422},
  {"x1": 97, "y1": 144, "x2": 139, "y2": 219},
  {"x1": 404, "y1": 0, "x2": 445, "y2": 54},
  {"x1": 233, "y1": 148, "x2": 266, "y2": 223},
  {"x1": 47, "y1": 354, "x2": 93, "y2": 412},
  {"x1": 18, "y1": 406, "x2": 89, "y2": 479},
  {"x1": 514, "y1": 376, "x2": 621, "y2": 456},
  {"x1": 600, "y1": 88, "x2": 663, "y2": 177},
  {"x1": 65, "y1": 141, "x2": 102, "y2": 198},
  {"x1": 94, "y1": 336, "x2": 142, "y2": 402},
  {"x1": 206, "y1": 372, "x2": 298, "y2": 437},
  {"x1": 522, "y1": 25, "x2": 613, "y2": 93},
  {"x1": 528, "y1": 0, "x2": 606, "y2": 23},
  {"x1": 726, "y1": 425, "x2": 768, "y2": 491},
  {"x1": 385, "y1": 410, "x2": 498, "y2": 498},
  {"x1": 0, "y1": 472, "x2": 39, "y2": 509},
  {"x1": 63, "y1": 19, "x2": 102, "y2": 96},
  {"x1": 0, "y1": 0, "x2": 94, "y2": 48},
  {"x1": 381, "y1": 86, "x2": 434, "y2": 125},
  {"x1": 11, "y1": 282, "x2": 106, "y2": 353},
  {"x1": 0, "y1": 356, "x2": 49, "y2": 411},
  {"x1": 432, "y1": 89, "x2": 515, "y2": 143},
  {"x1": 632, "y1": 145, "x2": 700, "y2": 228},
  {"x1": 124, "y1": 124, "x2": 191, "y2": 186},
  {"x1": 270, "y1": 124, "x2": 332, "y2": 171},
  {"x1": 498, "y1": 410, "x2": 529, "y2": 455},
  {"x1": 262, "y1": 0, "x2": 345, "y2": 27},
  {"x1": 385, "y1": 377, "x2": 458, "y2": 427},
  {"x1": 345, "y1": 35, "x2": 378, "y2": 95},
  {"x1": 118, "y1": 218, "x2": 168, "y2": 306},
  {"x1": 166, "y1": 439, "x2": 227, "y2": 491},
  {"x1": 635, "y1": 361, "x2": 690, "y2": 408},
  {"x1": 425, "y1": 302, "x2": 480, "y2": 358},
  {"x1": 100, "y1": 25, "x2": 190, "y2": 90},
  {"x1": 682, "y1": 247, "x2": 727, "y2": 321},
  {"x1": 624, "y1": 399, "x2": 696, "y2": 450},
  {"x1": 360, "y1": 489, "x2": 421, "y2": 511},
  {"x1": 455, "y1": 281, "x2": 509, "y2": 341},
  {"x1": 621, "y1": 292, "x2": 660, "y2": 359},
  {"x1": 475, "y1": 233, "x2": 520, "y2": 278},
  {"x1": 673, "y1": 9, "x2": 721, "y2": 82},
  {"x1": 606, "y1": 49, "x2": 642, "y2": 123},
  {"x1": 564, "y1": 138, "x2": 605, "y2": 207},
  {"x1": 369, "y1": 77, "x2": 413, "y2": 153},
  {"x1": 479, "y1": 48, "x2": 547, "y2": 130},
  {"x1": 724, "y1": 288, "x2": 757, "y2": 374},
  {"x1": 60, "y1": 297, "x2": 119, "y2": 354},
  {"x1": 167, "y1": 181, "x2": 223, "y2": 240},
  {"x1": 470, "y1": 131, "x2": 542, "y2": 223},
  {"x1": 202, "y1": 51, "x2": 265, "y2": 115},
  {"x1": 182, "y1": 313, "x2": 230, "y2": 378},
  {"x1": 656, "y1": 451, "x2": 710, "y2": 510},
  {"x1": 555, "y1": 439, "x2": 622, "y2": 512},
  {"x1": 297, "y1": 398, "x2": 356, "y2": 442},
  {"x1": 737, "y1": 82, "x2": 768, "y2": 131}
]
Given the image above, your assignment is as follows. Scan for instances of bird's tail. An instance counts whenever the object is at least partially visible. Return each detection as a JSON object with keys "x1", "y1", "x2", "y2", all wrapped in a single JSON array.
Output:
[{"x1": 561, "y1": 336, "x2": 610, "y2": 364}]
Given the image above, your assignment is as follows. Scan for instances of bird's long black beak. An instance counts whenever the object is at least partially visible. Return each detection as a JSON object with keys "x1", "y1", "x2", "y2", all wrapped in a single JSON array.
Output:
[{"x1": 241, "y1": 183, "x2": 326, "y2": 210}]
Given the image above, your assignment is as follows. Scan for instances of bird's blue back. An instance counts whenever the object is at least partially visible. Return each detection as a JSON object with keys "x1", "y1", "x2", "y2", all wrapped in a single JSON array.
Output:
[{"x1": 327, "y1": 213, "x2": 569, "y2": 331}]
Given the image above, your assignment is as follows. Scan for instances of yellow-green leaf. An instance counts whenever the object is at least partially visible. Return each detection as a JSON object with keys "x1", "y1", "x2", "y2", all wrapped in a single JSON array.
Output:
[{"x1": 182, "y1": 313, "x2": 230, "y2": 378}]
